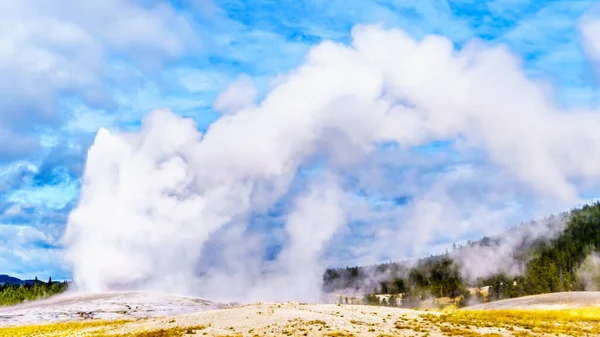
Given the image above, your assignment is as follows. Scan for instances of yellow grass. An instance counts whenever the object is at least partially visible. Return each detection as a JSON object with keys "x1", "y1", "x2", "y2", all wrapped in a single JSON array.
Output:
[
  {"x1": 0, "y1": 320, "x2": 131, "y2": 337},
  {"x1": 0, "y1": 320, "x2": 207, "y2": 337},
  {"x1": 421, "y1": 307, "x2": 600, "y2": 336}
]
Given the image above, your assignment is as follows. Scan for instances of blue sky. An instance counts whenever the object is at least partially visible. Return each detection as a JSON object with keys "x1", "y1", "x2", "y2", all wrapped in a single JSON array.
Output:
[{"x1": 0, "y1": 0, "x2": 599, "y2": 280}]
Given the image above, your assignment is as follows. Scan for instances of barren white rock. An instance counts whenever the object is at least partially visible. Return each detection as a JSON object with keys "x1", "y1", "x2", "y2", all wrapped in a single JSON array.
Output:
[{"x1": 0, "y1": 291, "x2": 230, "y2": 326}]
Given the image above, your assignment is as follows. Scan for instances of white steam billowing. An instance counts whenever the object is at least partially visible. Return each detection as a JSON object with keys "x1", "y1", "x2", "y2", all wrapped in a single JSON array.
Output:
[
  {"x1": 578, "y1": 253, "x2": 600, "y2": 291},
  {"x1": 64, "y1": 24, "x2": 600, "y2": 301},
  {"x1": 452, "y1": 214, "x2": 569, "y2": 282}
]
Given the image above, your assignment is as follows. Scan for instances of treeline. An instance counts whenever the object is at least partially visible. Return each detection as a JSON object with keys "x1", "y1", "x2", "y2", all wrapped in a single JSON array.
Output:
[
  {"x1": 323, "y1": 202, "x2": 600, "y2": 307},
  {"x1": 0, "y1": 277, "x2": 69, "y2": 306},
  {"x1": 324, "y1": 255, "x2": 471, "y2": 307}
]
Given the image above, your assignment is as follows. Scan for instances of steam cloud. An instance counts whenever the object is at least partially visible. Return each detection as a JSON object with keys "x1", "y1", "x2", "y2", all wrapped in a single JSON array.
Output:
[
  {"x1": 578, "y1": 252, "x2": 600, "y2": 291},
  {"x1": 452, "y1": 213, "x2": 569, "y2": 282},
  {"x1": 64, "y1": 24, "x2": 600, "y2": 302}
]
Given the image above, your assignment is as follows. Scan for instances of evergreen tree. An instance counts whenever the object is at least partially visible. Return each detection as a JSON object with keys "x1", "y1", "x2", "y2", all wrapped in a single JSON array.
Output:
[{"x1": 0, "y1": 281, "x2": 69, "y2": 306}]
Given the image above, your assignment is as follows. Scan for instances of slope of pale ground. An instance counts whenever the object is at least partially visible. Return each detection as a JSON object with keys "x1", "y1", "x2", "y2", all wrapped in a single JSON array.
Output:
[
  {"x1": 2, "y1": 292, "x2": 600, "y2": 336},
  {"x1": 466, "y1": 291, "x2": 600, "y2": 310},
  {"x1": 0, "y1": 291, "x2": 230, "y2": 326}
]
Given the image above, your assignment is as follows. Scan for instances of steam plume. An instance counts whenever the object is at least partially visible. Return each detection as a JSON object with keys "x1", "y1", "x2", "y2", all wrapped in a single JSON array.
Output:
[{"x1": 64, "y1": 25, "x2": 600, "y2": 301}]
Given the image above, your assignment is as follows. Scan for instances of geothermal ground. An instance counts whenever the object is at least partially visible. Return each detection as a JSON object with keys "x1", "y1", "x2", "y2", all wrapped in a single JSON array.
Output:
[
  {"x1": 0, "y1": 292, "x2": 231, "y2": 326},
  {"x1": 1, "y1": 291, "x2": 600, "y2": 336}
]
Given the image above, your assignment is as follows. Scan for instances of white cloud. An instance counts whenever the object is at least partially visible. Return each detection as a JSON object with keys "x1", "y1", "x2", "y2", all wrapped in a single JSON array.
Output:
[
  {"x1": 0, "y1": 0, "x2": 198, "y2": 129},
  {"x1": 65, "y1": 24, "x2": 600, "y2": 301},
  {"x1": 8, "y1": 179, "x2": 79, "y2": 210},
  {"x1": 3, "y1": 204, "x2": 23, "y2": 217},
  {"x1": 213, "y1": 75, "x2": 258, "y2": 115},
  {"x1": 0, "y1": 127, "x2": 39, "y2": 161},
  {"x1": 0, "y1": 224, "x2": 66, "y2": 280},
  {"x1": 581, "y1": 16, "x2": 600, "y2": 63},
  {"x1": 65, "y1": 107, "x2": 117, "y2": 134},
  {"x1": 177, "y1": 68, "x2": 229, "y2": 93}
]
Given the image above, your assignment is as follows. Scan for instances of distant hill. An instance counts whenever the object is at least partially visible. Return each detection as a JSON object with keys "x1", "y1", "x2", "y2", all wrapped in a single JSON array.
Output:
[
  {"x1": 0, "y1": 274, "x2": 25, "y2": 285},
  {"x1": 0, "y1": 275, "x2": 58, "y2": 286}
]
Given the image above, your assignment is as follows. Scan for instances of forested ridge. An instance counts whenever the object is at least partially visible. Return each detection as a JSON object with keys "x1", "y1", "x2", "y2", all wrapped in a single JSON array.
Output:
[
  {"x1": 323, "y1": 202, "x2": 600, "y2": 307},
  {"x1": 0, "y1": 277, "x2": 69, "y2": 306}
]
